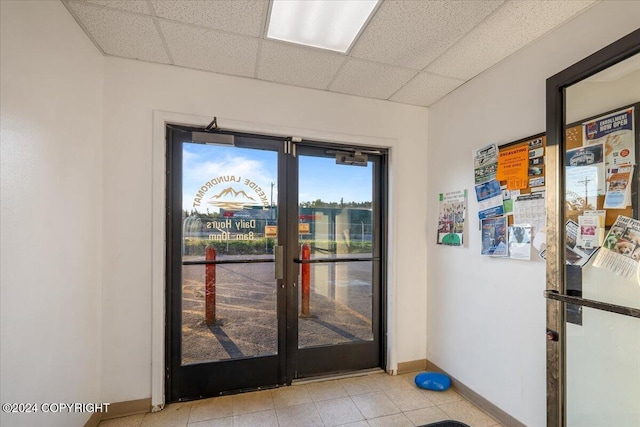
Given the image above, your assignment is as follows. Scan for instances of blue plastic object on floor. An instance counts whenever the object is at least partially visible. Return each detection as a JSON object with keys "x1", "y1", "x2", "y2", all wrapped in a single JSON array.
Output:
[{"x1": 415, "y1": 371, "x2": 451, "y2": 391}]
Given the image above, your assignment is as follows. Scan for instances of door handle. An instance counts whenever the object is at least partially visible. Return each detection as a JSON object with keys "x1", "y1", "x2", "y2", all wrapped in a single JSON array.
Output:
[{"x1": 275, "y1": 245, "x2": 284, "y2": 280}]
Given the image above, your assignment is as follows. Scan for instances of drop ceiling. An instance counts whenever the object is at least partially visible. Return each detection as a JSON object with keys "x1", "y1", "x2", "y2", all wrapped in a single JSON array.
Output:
[{"x1": 63, "y1": 0, "x2": 598, "y2": 107}]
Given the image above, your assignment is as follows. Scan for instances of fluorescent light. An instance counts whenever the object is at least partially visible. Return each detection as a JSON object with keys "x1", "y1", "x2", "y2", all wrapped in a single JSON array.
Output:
[{"x1": 267, "y1": 0, "x2": 379, "y2": 53}]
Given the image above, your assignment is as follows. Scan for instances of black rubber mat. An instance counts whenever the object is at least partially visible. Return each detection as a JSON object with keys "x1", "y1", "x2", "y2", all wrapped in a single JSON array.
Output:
[{"x1": 418, "y1": 421, "x2": 471, "y2": 427}]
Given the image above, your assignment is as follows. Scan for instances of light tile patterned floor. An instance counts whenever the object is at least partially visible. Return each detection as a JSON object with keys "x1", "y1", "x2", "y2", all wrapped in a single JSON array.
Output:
[{"x1": 97, "y1": 372, "x2": 504, "y2": 427}]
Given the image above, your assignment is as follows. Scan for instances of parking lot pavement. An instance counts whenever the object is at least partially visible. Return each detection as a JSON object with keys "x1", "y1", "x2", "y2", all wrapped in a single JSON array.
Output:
[{"x1": 181, "y1": 261, "x2": 374, "y2": 364}]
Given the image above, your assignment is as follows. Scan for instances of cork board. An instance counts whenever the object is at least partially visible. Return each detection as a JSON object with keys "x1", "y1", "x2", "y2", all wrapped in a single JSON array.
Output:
[{"x1": 565, "y1": 102, "x2": 639, "y2": 226}]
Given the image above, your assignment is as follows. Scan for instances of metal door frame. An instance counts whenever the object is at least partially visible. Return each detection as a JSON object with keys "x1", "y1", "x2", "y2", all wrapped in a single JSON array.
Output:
[
  {"x1": 165, "y1": 125, "x2": 388, "y2": 401},
  {"x1": 544, "y1": 28, "x2": 640, "y2": 427},
  {"x1": 165, "y1": 126, "x2": 288, "y2": 401},
  {"x1": 289, "y1": 142, "x2": 387, "y2": 380}
]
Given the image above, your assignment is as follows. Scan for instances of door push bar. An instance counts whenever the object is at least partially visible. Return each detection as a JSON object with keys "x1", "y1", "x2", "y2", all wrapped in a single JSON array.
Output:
[
  {"x1": 183, "y1": 259, "x2": 273, "y2": 265},
  {"x1": 294, "y1": 257, "x2": 379, "y2": 264},
  {"x1": 544, "y1": 290, "x2": 640, "y2": 319}
]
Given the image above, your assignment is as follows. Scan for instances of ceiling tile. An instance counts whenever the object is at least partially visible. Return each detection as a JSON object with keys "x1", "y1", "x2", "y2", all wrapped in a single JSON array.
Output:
[
  {"x1": 426, "y1": 0, "x2": 597, "y2": 80},
  {"x1": 350, "y1": 0, "x2": 504, "y2": 70},
  {"x1": 160, "y1": 21, "x2": 259, "y2": 78},
  {"x1": 390, "y1": 73, "x2": 465, "y2": 107},
  {"x1": 151, "y1": 0, "x2": 266, "y2": 37},
  {"x1": 257, "y1": 41, "x2": 346, "y2": 90},
  {"x1": 329, "y1": 60, "x2": 416, "y2": 100},
  {"x1": 83, "y1": 0, "x2": 150, "y2": 15},
  {"x1": 67, "y1": 2, "x2": 170, "y2": 63}
]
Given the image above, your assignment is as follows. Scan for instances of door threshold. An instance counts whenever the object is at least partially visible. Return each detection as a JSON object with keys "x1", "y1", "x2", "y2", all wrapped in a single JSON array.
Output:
[{"x1": 292, "y1": 368, "x2": 385, "y2": 385}]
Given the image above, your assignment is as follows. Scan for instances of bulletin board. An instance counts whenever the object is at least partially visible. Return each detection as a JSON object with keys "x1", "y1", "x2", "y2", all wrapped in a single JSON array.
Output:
[
  {"x1": 565, "y1": 102, "x2": 639, "y2": 227},
  {"x1": 472, "y1": 134, "x2": 547, "y2": 260}
]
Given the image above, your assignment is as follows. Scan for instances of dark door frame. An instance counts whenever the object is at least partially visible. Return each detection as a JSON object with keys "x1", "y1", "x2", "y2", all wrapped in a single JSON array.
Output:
[
  {"x1": 165, "y1": 126, "x2": 287, "y2": 401},
  {"x1": 290, "y1": 142, "x2": 387, "y2": 380},
  {"x1": 165, "y1": 125, "x2": 388, "y2": 401}
]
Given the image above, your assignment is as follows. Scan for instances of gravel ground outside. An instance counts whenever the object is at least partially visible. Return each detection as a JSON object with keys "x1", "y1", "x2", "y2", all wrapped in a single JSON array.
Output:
[{"x1": 181, "y1": 259, "x2": 374, "y2": 364}]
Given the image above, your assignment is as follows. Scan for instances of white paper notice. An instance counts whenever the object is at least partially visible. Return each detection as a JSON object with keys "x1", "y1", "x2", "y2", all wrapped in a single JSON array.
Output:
[
  {"x1": 513, "y1": 193, "x2": 546, "y2": 241},
  {"x1": 509, "y1": 224, "x2": 532, "y2": 260}
]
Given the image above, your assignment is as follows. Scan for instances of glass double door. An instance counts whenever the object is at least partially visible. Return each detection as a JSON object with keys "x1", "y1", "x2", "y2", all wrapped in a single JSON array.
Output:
[{"x1": 166, "y1": 126, "x2": 384, "y2": 402}]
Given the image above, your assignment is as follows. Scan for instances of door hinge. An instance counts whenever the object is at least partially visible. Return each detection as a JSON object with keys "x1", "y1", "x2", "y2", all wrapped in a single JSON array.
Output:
[{"x1": 284, "y1": 138, "x2": 300, "y2": 157}]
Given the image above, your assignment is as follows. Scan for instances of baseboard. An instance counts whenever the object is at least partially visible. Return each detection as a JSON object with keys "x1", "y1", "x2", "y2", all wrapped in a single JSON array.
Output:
[
  {"x1": 83, "y1": 398, "x2": 151, "y2": 426},
  {"x1": 397, "y1": 359, "x2": 427, "y2": 374},
  {"x1": 83, "y1": 412, "x2": 101, "y2": 427},
  {"x1": 425, "y1": 360, "x2": 527, "y2": 427}
]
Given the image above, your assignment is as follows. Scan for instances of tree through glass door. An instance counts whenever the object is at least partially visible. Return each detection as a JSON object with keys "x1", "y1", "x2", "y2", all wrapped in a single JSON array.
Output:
[{"x1": 297, "y1": 155, "x2": 375, "y2": 347}]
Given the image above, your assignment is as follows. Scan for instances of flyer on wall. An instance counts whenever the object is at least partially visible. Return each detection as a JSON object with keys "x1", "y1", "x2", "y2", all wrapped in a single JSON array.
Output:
[
  {"x1": 583, "y1": 106, "x2": 635, "y2": 167},
  {"x1": 603, "y1": 165, "x2": 633, "y2": 209},
  {"x1": 582, "y1": 210, "x2": 606, "y2": 247},
  {"x1": 437, "y1": 189, "x2": 467, "y2": 246},
  {"x1": 577, "y1": 215, "x2": 600, "y2": 250},
  {"x1": 593, "y1": 215, "x2": 640, "y2": 280},
  {"x1": 475, "y1": 179, "x2": 504, "y2": 219},
  {"x1": 566, "y1": 219, "x2": 596, "y2": 266},
  {"x1": 496, "y1": 144, "x2": 529, "y2": 190},
  {"x1": 501, "y1": 186, "x2": 517, "y2": 216},
  {"x1": 566, "y1": 144, "x2": 605, "y2": 195},
  {"x1": 512, "y1": 192, "x2": 545, "y2": 243},
  {"x1": 481, "y1": 216, "x2": 508, "y2": 256},
  {"x1": 508, "y1": 224, "x2": 532, "y2": 260},
  {"x1": 474, "y1": 143, "x2": 499, "y2": 184},
  {"x1": 565, "y1": 166, "x2": 599, "y2": 215}
]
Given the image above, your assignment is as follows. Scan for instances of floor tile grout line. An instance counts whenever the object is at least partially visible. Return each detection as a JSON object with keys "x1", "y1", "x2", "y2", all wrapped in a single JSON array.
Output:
[{"x1": 99, "y1": 375, "x2": 503, "y2": 427}]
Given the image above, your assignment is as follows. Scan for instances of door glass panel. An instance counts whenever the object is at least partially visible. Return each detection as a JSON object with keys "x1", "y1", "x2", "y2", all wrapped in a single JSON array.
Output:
[
  {"x1": 297, "y1": 154, "x2": 374, "y2": 348},
  {"x1": 563, "y1": 53, "x2": 640, "y2": 425},
  {"x1": 298, "y1": 261, "x2": 373, "y2": 348},
  {"x1": 566, "y1": 308, "x2": 640, "y2": 426},
  {"x1": 181, "y1": 142, "x2": 278, "y2": 364}
]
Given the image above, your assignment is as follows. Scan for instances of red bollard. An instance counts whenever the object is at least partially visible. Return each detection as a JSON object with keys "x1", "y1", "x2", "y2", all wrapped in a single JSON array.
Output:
[
  {"x1": 205, "y1": 246, "x2": 216, "y2": 325},
  {"x1": 301, "y1": 243, "x2": 311, "y2": 316}
]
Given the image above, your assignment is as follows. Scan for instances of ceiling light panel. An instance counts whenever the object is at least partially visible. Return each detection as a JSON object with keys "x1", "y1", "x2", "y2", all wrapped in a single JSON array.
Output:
[{"x1": 267, "y1": 0, "x2": 379, "y2": 53}]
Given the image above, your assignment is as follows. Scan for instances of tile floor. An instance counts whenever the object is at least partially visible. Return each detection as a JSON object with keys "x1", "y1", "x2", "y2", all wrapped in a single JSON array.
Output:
[{"x1": 97, "y1": 372, "x2": 504, "y2": 427}]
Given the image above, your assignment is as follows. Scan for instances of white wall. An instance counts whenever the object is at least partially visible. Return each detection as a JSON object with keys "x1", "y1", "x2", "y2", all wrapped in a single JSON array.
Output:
[
  {"x1": 3, "y1": 0, "x2": 637, "y2": 424},
  {"x1": 0, "y1": 1, "x2": 104, "y2": 427},
  {"x1": 427, "y1": 2, "x2": 640, "y2": 426},
  {"x1": 100, "y1": 58, "x2": 429, "y2": 401},
  {"x1": 567, "y1": 69, "x2": 640, "y2": 123}
]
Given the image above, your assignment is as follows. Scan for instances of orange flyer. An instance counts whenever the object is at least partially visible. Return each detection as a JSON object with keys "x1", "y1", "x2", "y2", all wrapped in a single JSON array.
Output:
[{"x1": 496, "y1": 145, "x2": 529, "y2": 189}]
